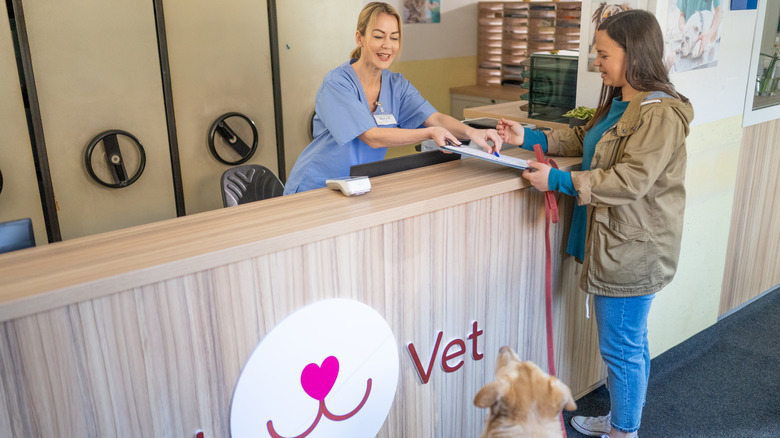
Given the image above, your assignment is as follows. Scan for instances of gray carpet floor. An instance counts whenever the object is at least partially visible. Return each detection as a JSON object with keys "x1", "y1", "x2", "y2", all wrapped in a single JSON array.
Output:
[{"x1": 563, "y1": 287, "x2": 780, "y2": 438}]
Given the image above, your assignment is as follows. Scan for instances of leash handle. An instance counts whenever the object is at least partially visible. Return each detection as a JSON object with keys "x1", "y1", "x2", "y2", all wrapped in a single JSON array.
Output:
[
  {"x1": 533, "y1": 144, "x2": 559, "y2": 224},
  {"x1": 532, "y1": 144, "x2": 568, "y2": 437}
]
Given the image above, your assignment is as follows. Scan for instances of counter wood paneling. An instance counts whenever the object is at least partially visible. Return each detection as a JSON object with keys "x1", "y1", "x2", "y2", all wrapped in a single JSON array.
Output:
[
  {"x1": 0, "y1": 148, "x2": 598, "y2": 438},
  {"x1": 720, "y1": 118, "x2": 780, "y2": 314}
]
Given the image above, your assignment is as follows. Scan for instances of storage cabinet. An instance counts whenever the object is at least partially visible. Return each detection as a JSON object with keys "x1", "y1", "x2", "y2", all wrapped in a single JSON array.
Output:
[
  {"x1": 477, "y1": 2, "x2": 505, "y2": 86},
  {"x1": 0, "y1": 7, "x2": 47, "y2": 244},
  {"x1": 21, "y1": 0, "x2": 177, "y2": 240},
  {"x1": 477, "y1": 1, "x2": 581, "y2": 87},
  {"x1": 5, "y1": 0, "x2": 279, "y2": 241},
  {"x1": 162, "y1": 0, "x2": 278, "y2": 215}
]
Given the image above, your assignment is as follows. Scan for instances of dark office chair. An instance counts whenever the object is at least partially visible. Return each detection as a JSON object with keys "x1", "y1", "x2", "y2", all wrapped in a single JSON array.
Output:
[
  {"x1": 0, "y1": 218, "x2": 35, "y2": 254},
  {"x1": 221, "y1": 164, "x2": 284, "y2": 207}
]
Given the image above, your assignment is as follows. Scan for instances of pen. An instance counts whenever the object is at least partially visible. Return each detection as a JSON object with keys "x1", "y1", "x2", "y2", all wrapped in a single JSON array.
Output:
[{"x1": 493, "y1": 151, "x2": 500, "y2": 158}]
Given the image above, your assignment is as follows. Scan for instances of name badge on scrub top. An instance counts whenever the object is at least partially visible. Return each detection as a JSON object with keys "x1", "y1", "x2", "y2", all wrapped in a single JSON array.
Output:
[{"x1": 373, "y1": 102, "x2": 397, "y2": 126}]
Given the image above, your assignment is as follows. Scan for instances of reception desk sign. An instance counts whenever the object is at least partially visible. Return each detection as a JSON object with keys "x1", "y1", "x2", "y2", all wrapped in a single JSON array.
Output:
[{"x1": 230, "y1": 299, "x2": 399, "y2": 438}]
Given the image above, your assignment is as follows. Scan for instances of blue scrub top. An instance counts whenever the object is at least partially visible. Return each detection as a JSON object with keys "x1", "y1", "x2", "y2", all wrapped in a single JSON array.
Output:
[
  {"x1": 676, "y1": 0, "x2": 720, "y2": 20},
  {"x1": 284, "y1": 60, "x2": 437, "y2": 194}
]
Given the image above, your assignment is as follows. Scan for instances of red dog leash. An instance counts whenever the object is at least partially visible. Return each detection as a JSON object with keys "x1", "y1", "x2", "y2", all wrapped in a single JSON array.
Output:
[
  {"x1": 532, "y1": 144, "x2": 567, "y2": 437},
  {"x1": 533, "y1": 144, "x2": 559, "y2": 376}
]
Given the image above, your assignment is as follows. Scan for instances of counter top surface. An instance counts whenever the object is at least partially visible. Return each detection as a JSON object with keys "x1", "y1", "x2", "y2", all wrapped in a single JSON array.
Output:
[
  {"x1": 464, "y1": 101, "x2": 569, "y2": 130},
  {"x1": 450, "y1": 84, "x2": 527, "y2": 101},
  {"x1": 0, "y1": 148, "x2": 581, "y2": 321}
]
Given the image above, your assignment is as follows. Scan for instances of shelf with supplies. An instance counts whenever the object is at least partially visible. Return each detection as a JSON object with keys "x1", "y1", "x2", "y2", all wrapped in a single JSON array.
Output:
[{"x1": 477, "y1": 1, "x2": 581, "y2": 88}]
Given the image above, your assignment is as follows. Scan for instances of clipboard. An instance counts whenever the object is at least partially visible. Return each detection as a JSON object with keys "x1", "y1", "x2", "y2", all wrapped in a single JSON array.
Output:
[{"x1": 441, "y1": 143, "x2": 529, "y2": 170}]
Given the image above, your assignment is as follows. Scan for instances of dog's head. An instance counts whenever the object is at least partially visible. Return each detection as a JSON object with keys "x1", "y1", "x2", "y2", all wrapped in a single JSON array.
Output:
[
  {"x1": 474, "y1": 346, "x2": 576, "y2": 437},
  {"x1": 592, "y1": 2, "x2": 630, "y2": 24},
  {"x1": 403, "y1": 0, "x2": 426, "y2": 23},
  {"x1": 590, "y1": 2, "x2": 631, "y2": 52}
]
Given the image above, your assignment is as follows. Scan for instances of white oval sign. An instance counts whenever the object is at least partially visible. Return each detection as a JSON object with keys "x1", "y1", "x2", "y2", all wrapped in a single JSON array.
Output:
[{"x1": 230, "y1": 299, "x2": 399, "y2": 438}]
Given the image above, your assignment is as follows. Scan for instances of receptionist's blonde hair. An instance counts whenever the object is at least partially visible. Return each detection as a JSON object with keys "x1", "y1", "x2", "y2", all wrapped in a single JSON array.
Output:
[{"x1": 350, "y1": 2, "x2": 403, "y2": 60}]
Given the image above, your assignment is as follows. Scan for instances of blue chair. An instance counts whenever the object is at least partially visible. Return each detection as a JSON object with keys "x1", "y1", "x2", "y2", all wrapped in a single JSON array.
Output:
[
  {"x1": 221, "y1": 164, "x2": 284, "y2": 207},
  {"x1": 0, "y1": 218, "x2": 35, "y2": 254}
]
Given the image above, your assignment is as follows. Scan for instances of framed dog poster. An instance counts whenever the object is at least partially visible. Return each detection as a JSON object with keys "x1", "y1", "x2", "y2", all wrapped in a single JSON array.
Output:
[
  {"x1": 587, "y1": 0, "x2": 649, "y2": 72},
  {"x1": 402, "y1": 0, "x2": 441, "y2": 24},
  {"x1": 664, "y1": 0, "x2": 723, "y2": 73}
]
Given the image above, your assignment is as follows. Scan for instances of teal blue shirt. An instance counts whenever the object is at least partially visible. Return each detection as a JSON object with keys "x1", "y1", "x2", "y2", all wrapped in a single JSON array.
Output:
[
  {"x1": 676, "y1": 0, "x2": 721, "y2": 20},
  {"x1": 522, "y1": 97, "x2": 630, "y2": 261}
]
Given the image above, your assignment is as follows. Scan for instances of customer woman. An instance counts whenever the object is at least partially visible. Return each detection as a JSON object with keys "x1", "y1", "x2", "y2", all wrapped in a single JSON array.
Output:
[
  {"x1": 284, "y1": 2, "x2": 501, "y2": 194},
  {"x1": 496, "y1": 10, "x2": 693, "y2": 438}
]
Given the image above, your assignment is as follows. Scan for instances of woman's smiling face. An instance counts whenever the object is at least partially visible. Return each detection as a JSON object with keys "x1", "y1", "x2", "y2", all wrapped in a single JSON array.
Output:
[
  {"x1": 357, "y1": 13, "x2": 400, "y2": 70},
  {"x1": 593, "y1": 30, "x2": 628, "y2": 89}
]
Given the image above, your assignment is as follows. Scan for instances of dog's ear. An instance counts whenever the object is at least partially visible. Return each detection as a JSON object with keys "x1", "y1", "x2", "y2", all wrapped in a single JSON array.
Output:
[
  {"x1": 547, "y1": 379, "x2": 577, "y2": 413},
  {"x1": 474, "y1": 380, "x2": 508, "y2": 408},
  {"x1": 592, "y1": 3, "x2": 606, "y2": 22}
]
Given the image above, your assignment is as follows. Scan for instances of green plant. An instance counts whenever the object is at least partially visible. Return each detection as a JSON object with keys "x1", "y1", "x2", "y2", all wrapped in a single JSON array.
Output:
[
  {"x1": 758, "y1": 52, "x2": 779, "y2": 95},
  {"x1": 562, "y1": 106, "x2": 595, "y2": 120}
]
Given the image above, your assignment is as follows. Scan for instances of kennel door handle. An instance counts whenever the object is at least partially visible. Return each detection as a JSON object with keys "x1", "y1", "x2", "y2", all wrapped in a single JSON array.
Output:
[
  {"x1": 208, "y1": 112, "x2": 258, "y2": 165},
  {"x1": 84, "y1": 130, "x2": 146, "y2": 188}
]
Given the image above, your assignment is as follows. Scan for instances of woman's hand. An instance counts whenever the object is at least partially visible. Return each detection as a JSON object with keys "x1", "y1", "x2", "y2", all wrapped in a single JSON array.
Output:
[
  {"x1": 467, "y1": 128, "x2": 503, "y2": 154},
  {"x1": 421, "y1": 112, "x2": 501, "y2": 152},
  {"x1": 695, "y1": 30, "x2": 714, "y2": 57},
  {"x1": 522, "y1": 160, "x2": 551, "y2": 191},
  {"x1": 496, "y1": 118, "x2": 525, "y2": 146},
  {"x1": 429, "y1": 126, "x2": 460, "y2": 147}
]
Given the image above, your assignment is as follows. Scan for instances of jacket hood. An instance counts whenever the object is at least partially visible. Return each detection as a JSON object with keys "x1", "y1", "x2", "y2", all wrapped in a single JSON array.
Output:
[{"x1": 616, "y1": 91, "x2": 694, "y2": 138}]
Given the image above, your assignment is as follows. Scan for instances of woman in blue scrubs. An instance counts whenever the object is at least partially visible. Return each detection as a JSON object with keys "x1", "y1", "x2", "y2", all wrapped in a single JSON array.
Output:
[{"x1": 284, "y1": 2, "x2": 502, "y2": 194}]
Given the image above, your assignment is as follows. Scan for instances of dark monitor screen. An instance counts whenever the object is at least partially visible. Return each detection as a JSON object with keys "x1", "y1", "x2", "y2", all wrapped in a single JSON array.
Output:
[
  {"x1": 0, "y1": 218, "x2": 35, "y2": 254},
  {"x1": 350, "y1": 149, "x2": 460, "y2": 178}
]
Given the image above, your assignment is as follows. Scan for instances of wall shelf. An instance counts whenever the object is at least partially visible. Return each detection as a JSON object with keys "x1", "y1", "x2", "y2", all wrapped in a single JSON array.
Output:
[{"x1": 477, "y1": 1, "x2": 581, "y2": 87}]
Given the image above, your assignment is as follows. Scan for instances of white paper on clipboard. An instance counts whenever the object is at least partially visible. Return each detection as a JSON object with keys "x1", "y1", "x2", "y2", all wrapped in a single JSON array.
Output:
[{"x1": 441, "y1": 143, "x2": 529, "y2": 170}]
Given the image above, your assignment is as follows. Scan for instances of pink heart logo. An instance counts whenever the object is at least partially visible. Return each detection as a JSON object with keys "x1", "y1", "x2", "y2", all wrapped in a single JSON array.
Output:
[{"x1": 300, "y1": 356, "x2": 339, "y2": 401}]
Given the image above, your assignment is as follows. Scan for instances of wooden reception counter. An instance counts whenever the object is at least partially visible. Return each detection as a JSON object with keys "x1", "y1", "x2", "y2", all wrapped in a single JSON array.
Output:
[{"x1": 0, "y1": 146, "x2": 600, "y2": 437}]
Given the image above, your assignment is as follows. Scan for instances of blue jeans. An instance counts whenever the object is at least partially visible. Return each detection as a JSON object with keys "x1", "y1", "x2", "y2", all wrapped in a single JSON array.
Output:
[{"x1": 594, "y1": 293, "x2": 655, "y2": 434}]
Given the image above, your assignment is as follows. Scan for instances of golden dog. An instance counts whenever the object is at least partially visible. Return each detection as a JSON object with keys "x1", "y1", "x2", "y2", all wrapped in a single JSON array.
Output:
[{"x1": 474, "y1": 346, "x2": 577, "y2": 438}]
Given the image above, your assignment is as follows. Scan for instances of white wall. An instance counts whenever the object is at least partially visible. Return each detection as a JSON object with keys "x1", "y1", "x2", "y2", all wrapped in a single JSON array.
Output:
[
  {"x1": 384, "y1": 0, "x2": 478, "y2": 61},
  {"x1": 576, "y1": 0, "x2": 759, "y2": 126},
  {"x1": 390, "y1": 0, "x2": 759, "y2": 127}
]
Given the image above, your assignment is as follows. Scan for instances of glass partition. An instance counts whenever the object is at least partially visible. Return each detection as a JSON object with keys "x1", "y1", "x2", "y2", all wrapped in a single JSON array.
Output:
[{"x1": 744, "y1": 0, "x2": 780, "y2": 126}]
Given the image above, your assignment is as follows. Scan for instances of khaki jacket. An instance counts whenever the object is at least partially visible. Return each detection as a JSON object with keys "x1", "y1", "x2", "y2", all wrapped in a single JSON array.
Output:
[{"x1": 546, "y1": 91, "x2": 694, "y2": 297}]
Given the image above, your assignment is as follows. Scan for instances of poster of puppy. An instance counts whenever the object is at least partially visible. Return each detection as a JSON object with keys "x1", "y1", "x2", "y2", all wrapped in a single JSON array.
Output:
[
  {"x1": 664, "y1": 0, "x2": 723, "y2": 73},
  {"x1": 402, "y1": 0, "x2": 441, "y2": 24},
  {"x1": 587, "y1": 1, "x2": 647, "y2": 72}
]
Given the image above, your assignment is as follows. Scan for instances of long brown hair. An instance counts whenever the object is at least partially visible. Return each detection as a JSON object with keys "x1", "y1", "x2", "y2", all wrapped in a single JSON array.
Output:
[
  {"x1": 587, "y1": 9, "x2": 688, "y2": 128},
  {"x1": 349, "y1": 2, "x2": 403, "y2": 60}
]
